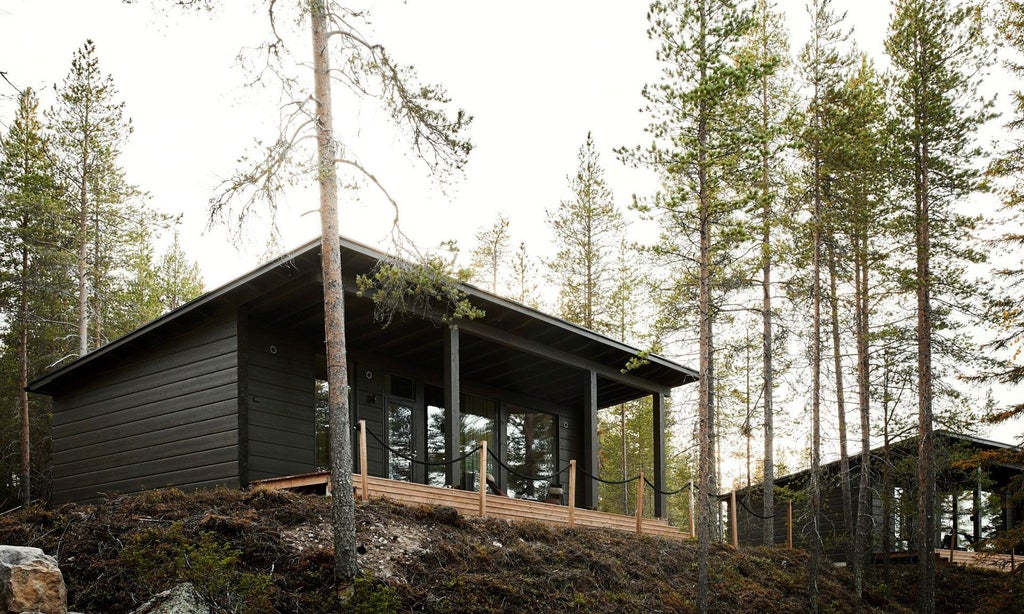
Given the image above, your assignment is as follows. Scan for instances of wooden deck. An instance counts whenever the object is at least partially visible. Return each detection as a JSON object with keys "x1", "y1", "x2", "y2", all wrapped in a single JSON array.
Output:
[
  {"x1": 252, "y1": 471, "x2": 691, "y2": 540},
  {"x1": 937, "y1": 548, "x2": 1019, "y2": 572}
]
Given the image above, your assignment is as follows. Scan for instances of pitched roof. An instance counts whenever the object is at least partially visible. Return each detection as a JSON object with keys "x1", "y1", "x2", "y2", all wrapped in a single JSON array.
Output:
[{"x1": 29, "y1": 235, "x2": 698, "y2": 408}]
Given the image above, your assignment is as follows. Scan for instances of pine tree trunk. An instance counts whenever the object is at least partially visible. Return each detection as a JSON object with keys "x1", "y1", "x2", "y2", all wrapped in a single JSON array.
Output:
[
  {"x1": 695, "y1": 7, "x2": 713, "y2": 611},
  {"x1": 882, "y1": 351, "x2": 893, "y2": 584},
  {"x1": 761, "y1": 145, "x2": 774, "y2": 547},
  {"x1": 78, "y1": 173, "x2": 89, "y2": 356},
  {"x1": 916, "y1": 136, "x2": 936, "y2": 614},
  {"x1": 828, "y1": 248, "x2": 854, "y2": 562},
  {"x1": 19, "y1": 242, "x2": 30, "y2": 507},
  {"x1": 853, "y1": 234, "x2": 872, "y2": 596},
  {"x1": 310, "y1": 1, "x2": 358, "y2": 582},
  {"x1": 809, "y1": 126, "x2": 823, "y2": 614}
]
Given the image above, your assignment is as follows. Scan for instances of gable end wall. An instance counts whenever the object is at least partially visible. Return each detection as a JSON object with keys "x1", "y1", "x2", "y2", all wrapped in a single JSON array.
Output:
[{"x1": 50, "y1": 309, "x2": 241, "y2": 503}]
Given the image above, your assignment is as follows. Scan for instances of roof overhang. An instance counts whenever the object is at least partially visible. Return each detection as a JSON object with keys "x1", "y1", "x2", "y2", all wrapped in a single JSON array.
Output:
[{"x1": 29, "y1": 235, "x2": 698, "y2": 407}]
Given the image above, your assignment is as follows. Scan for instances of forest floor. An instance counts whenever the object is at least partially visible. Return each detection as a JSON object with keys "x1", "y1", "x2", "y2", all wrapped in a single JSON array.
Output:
[{"x1": 0, "y1": 487, "x2": 1020, "y2": 613}]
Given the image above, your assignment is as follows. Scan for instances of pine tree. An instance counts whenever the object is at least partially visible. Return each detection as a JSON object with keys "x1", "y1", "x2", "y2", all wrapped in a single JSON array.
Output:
[
  {"x1": 976, "y1": 0, "x2": 1024, "y2": 557},
  {"x1": 156, "y1": 232, "x2": 205, "y2": 311},
  {"x1": 507, "y1": 241, "x2": 540, "y2": 308},
  {"x1": 469, "y1": 213, "x2": 510, "y2": 294},
  {"x1": 547, "y1": 132, "x2": 623, "y2": 332},
  {"x1": 829, "y1": 56, "x2": 889, "y2": 595},
  {"x1": 734, "y1": 0, "x2": 795, "y2": 547},
  {"x1": 795, "y1": 1, "x2": 853, "y2": 608},
  {"x1": 886, "y1": 1, "x2": 991, "y2": 610},
  {"x1": 161, "y1": 0, "x2": 473, "y2": 580},
  {"x1": 626, "y1": 2, "x2": 761, "y2": 610},
  {"x1": 48, "y1": 40, "x2": 157, "y2": 354},
  {"x1": 0, "y1": 88, "x2": 68, "y2": 506}
]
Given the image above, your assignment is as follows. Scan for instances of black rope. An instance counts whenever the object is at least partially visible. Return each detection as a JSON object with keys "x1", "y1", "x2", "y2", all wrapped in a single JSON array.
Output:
[
  {"x1": 734, "y1": 494, "x2": 776, "y2": 520},
  {"x1": 484, "y1": 447, "x2": 572, "y2": 482},
  {"x1": 363, "y1": 426, "x2": 481, "y2": 466},
  {"x1": 575, "y1": 466, "x2": 641, "y2": 485},
  {"x1": 642, "y1": 476, "x2": 692, "y2": 496}
]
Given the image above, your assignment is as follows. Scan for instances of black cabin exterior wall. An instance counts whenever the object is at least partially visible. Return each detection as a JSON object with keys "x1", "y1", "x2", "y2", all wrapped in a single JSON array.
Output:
[
  {"x1": 243, "y1": 319, "x2": 317, "y2": 482},
  {"x1": 50, "y1": 308, "x2": 242, "y2": 503}
]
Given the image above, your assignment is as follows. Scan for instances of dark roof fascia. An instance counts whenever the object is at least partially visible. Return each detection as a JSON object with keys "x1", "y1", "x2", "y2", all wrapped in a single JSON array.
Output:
[
  {"x1": 27, "y1": 238, "x2": 324, "y2": 394},
  {"x1": 738, "y1": 431, "x2": 1023, "y2": 493},
  {"x1": 28, "y1": 234, "x2": 698, "y2": 394},
  {"x1": 457, "y1": 281, "x2": 699, "y2": 384}
]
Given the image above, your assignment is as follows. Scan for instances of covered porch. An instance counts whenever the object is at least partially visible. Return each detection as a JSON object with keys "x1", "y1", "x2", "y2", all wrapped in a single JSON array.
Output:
[{"x1": 241, "y1": 237, "x2": 698, "y2": 516}]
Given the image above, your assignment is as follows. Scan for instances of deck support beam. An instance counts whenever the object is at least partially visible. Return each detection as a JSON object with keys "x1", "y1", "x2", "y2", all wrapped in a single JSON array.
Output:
[
  {"x1": 653, "y1": 392, "x2": 666, "y2": 518},
  {"x1": 583, "y1": 370, "x2": 599, "y2": 509},
  {"x1": 443, "y1": 325, "x2": 461, "y2": 487}
]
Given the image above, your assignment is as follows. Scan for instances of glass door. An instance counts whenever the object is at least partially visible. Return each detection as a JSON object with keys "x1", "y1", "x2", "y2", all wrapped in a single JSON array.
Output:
[{"x1": 386, "y1": 399, "x2": 416, "y2": 482}]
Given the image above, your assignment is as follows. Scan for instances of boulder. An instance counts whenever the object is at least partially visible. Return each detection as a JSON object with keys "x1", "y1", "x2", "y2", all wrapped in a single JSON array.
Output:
[
  {"x1": 0, "y1": 545, "x2": 66, "y2": 614},
  {"x1": 131, "y1": 583, "x2": 209, "y2": 614}
]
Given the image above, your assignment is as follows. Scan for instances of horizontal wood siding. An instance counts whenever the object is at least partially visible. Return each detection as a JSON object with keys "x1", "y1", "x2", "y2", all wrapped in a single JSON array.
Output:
[
  {"x1": 51, "y1": 311, "x2": 241, "y2": 503},
  {"x1": 245, "y1": 323, "x2": 316, "y2": 481},
  {"x1": 354, "y1": 360, "x2": 386, "y2": 478}
]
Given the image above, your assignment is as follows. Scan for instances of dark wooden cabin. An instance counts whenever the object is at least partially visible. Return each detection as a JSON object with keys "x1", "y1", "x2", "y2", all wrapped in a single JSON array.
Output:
[
  {"x1": 727, "y1": 432, "x2": 1024, "y2": 559},
  {"x1": 28, "y1": 236, "x2": 697, "y2": 513}
]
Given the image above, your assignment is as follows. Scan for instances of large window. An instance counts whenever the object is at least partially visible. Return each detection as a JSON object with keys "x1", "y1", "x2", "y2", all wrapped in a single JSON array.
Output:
[
  {"x1": 425, "y1": 385, "x2": 446, "y2": 487},
  {"x1": 314, "y1": 379, "x2": 329, "y2": 471},
  {"x1": 506, "y1": 406, "x2": 556, "y2": 498},
  {"x1": 461, "y1": 393, "x2": 496, "y2": 490}
]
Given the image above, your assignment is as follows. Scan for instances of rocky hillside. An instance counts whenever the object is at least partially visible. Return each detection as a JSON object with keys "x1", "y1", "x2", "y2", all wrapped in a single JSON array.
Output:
[{"x1": 0, "y1": 488, "x2": 1019, "y2": 613}]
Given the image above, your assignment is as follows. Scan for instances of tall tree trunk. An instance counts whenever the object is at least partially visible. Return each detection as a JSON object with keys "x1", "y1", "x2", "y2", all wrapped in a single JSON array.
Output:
[
  {"x1": 311, "y1": 2, "x2": 357, "y2": 582},
  {"x1": 916, "y1": 134, "x2": 936, "y2": 614},
  {"x1": 78, "y1": 173, "x2": 89, "y2": 356},
  {"x1": 19, "y1": 241, "x2": 31, "y2": 507},
  {"x1": 695, "y1": 7, "x2": 713, "y2": 611},
  {"x1": 828, "y1": 246, "x2": 854, "y2": 562},
  {"x1": 761, "y1": 148, "x2": 775, "y2": 547},
  {"x1": 882, "y1": 349, "x2": 893, "y2": 584},
  {"x1": 852, "y1": 233, "x2": 872, "y2": 596},
  {"x1": 809, "y1": 125, "x2": 824, "y2": 614}
]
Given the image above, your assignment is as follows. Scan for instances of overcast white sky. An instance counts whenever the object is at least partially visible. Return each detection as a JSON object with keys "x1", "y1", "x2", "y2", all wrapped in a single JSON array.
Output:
[
  {"x1": 2, "y1": 1, "x2": 1018, "y2": 462},
  {"x1": 0, "y1": 0, "x2": 888, "y2": 285}
]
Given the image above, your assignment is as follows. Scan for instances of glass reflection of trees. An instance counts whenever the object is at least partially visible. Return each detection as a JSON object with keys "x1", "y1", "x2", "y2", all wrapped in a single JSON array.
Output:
[
  {"x1": 314, "y1": 380, "x2": 330, "y2": 471},
  {"x1": 506, "y1": 407, "x2": 555, "y2": 498},
  {"x1": 426, "y1": 386, "x2": 447, "y2": 487},
  {"x1": 387, "y1": 401, "x2": 414, "y2": 481},
  {"x1": 461, "y1": 394, "x2": 496, "y2": 489}
]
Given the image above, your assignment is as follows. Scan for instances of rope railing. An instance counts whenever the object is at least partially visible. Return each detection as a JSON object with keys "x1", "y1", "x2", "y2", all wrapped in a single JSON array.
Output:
[
  {"x1": 575, "y1": 465, "x2": 641, "y2": 485},
  {"x1": 643, "y1": 476, "x2": 692, "y2": 497},
  {"x1": 485, "y1": 447, "x2": 572, "y2": 483},
  {"x1": 353, "y1": 422, "x2": 791, "y2": 547},
  {"x1": 362, "y1": 424, "x2": 482, "y2": 467}
]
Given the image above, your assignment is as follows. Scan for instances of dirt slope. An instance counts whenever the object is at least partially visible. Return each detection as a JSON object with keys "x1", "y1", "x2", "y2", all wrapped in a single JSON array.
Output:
[{"x1": 0, "y1": 488, "x2": 1017, "y2": 613}]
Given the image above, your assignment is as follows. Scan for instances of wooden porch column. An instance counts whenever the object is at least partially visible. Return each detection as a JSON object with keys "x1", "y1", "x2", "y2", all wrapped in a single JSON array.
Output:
[
  {"x1": 653, "y1": 392, "x2": 667, "y2": 518},
  {"x1": 443, "y1": 325, "x2": 461, "y2": 487},
  {"x1": 583, "y1": 370, "x2": 599, "y2": 509}
]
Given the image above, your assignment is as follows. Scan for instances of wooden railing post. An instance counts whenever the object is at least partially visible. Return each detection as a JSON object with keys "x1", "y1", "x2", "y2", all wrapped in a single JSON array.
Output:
[
  {"x1": 568, "y1": 460, "x2": 577, "y2": 528},
  {"x1": 478, "y1": 440, "x2": 487, "y2": 517},
  {"x1": 689, "y1": 481, "x2": 696, "y2": 537},
  {"x1": 787, "y1": 499, "x2": 794, "y2": 549},
  {"x1": 730, "y1": 490, "x2": 739, "y2": 549},
  {"x1": 359, "y1": 419, "x2": 368, "y2": 501},
  {"x1": 636, "y1": 471, "x2": 645, "y2": 535}
]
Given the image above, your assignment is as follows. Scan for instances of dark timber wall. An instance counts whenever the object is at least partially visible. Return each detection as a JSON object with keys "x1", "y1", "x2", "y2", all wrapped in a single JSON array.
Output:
[
  {"x1": 242, "y1": 319, "x2": 317, "y2": 482},
  {"x1": 731, "y1": 470, "x2": 870, "y2": 560},
  {"x1": 50, "y1": 309, "x2": 241, "y2": 503}
]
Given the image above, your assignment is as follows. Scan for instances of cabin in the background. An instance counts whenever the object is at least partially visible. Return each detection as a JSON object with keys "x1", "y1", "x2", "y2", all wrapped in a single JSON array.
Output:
[
  {"x1": 727, "y1": 432, "x2": 1023, "y2": 563},
  {"x1": 28, "y1": 236, "x2": 697, "y2": 514}
]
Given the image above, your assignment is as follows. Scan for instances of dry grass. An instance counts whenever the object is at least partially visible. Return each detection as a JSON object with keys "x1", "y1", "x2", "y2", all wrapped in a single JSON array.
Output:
[{"x1": 0, "y1": 488, "x2": 1017, "y2": 613}]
